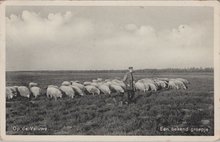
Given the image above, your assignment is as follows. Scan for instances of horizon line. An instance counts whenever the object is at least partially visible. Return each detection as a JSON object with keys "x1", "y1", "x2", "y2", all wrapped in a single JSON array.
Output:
[{"x1": 5, "y1": 67, "x2": 214, "y2": 72}]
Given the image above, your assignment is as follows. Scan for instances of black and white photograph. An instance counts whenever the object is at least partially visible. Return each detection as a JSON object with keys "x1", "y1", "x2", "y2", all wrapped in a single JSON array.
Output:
[{"x1": 0, "y1": 1, "x2": 220, "y2": 141}]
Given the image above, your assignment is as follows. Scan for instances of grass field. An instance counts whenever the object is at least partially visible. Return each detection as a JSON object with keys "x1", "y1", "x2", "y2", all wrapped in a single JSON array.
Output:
[{"x1": 5, "y1": 71, "x2": 214, "y2": 135}]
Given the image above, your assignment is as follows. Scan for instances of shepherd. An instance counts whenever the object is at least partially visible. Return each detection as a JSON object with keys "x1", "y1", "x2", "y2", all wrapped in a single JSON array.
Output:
[{"x1": 123, "y1": 67, "x2": 135, "y2": 104}]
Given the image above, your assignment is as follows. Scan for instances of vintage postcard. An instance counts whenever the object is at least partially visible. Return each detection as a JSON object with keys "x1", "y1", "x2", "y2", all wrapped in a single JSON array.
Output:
[{"x1": 0, "y1": 1, "x2": 220, "y2": 141}]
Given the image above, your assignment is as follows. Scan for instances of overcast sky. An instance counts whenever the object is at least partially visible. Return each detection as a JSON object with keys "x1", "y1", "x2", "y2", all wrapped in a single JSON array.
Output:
[{"x1": 6, "y1": 6, "x2": 213, "y2": 71}]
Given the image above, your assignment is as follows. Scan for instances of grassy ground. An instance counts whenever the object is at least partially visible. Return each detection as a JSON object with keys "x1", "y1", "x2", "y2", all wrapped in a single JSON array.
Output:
[{"x1": 6, "y1": 71, "x2": 214, "y2": 135}]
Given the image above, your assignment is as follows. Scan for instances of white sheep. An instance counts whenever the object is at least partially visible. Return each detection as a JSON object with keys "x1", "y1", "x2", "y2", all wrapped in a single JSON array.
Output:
[
  {"x1": 135, "y1": 81, "x2": 146, "y2": 92},
  {"x1": 172, "y1": 79, "x2": 187, "y2": 90},
  {"x1": 141, "y1": 79, "x2": 156, "y2": 91},
  {"x1": 111, "y1": 79, "x2": 126, "y2": 89},
  {"x1": 157, "y1": 78, "x2": 169, "y2": 82},
  {"x1": 83, "y1": 81, "x2": 92, "y2": 86},
  {"x1": 8, "y1": 86, "x2": 18, "y2": 97},
  {"x1": 74, "y1": 80, "x2": 80, "y2": 83},
  {"x1": 105, "y1": 79, "x2": 112, "y2": 82},
  {"x1": 71, "y1": 85, "x2": 84, "y2": 96},
  {"x1": 90, "y1": 82, "x2": 99, "y2": 87},
  {"x1": 154, "y1": 80, "x2": 168, "y2": 89},
  {"x1": 109, "y1": 84, "x2": 124, "y2": 94},
  {"x1": 60, "y1": 85, "x2": 75, "y2": 98},
  {"x1": 168, "y1": 80, "x2": 179, "y2": 89},
  {"x1": 30, "y1": 86, "x2": 41, "y2": 98},
  {"x1": 61, "y1": 81, "x2": 71, "y2": 86},
  {"x1": 142, "y1": 78, "x2": 155, "y2": 83},
  {"x1": 29, "y1": 82, "x2": 38, "y2": 88},
  {"x1": 137, "y1": 80, "x2": 149, "y2": 91},
  {"x1": 104, "y1": 81, "x2": 112, "y2": 87},
  {"x1": 47, "y1": 85, "x2": 62, "y2": 100},
  {"x1": 85, "y1": 85, "x2": 100, "y2": 95},
  {"x1": 97, "y1": 84, "x2": 111, "y2": 95},
  {"x1": 148, "y1": 83, "x2": 157, "y2": 91},
  {"x1": 6, "y1": 87, "x2": 15, "y2": 99},
  {"x1": 48, "y1": 85, "x2": 59, "y2": 89},
  {"x1": 97, "y1": 78, "x2": 103, "y2": 82},
  {"x1": 176, "y1": 78, "x2": 189, "y2": 84},
  {"x1": 16, "y1": 86, "x2": 30, "y2": 98},
  {"x1": 92, "y1": 79, "x2": 98, "y2": 83},
  {"x1": 70, "y1": 81, "x2": 85, "y2": 90}
]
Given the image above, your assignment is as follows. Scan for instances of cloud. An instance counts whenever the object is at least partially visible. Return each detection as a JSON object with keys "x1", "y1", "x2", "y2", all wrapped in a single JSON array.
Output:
[
  {"x1": 93, "y1": 23, "x2": 212, "y2": 69},
  {"x1": 125, "y1": 24, "x2": 138, "y2": 31},
  {"x1": 7, "y1": 10, "x2": 94, "y2": 44},
  {"x1": 6, "y1": 10, "x2": 213, "y2": 71}
]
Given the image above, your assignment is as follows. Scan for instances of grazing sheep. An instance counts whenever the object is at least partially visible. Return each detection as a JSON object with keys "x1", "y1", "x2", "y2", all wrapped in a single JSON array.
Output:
[
  {"x1": 92, "y1": 79, "x2": 98, "y2": 83},
  {"x1": 179, "y1": 83, "x2": 187, "y2": 90},
  {"x1": 136, "y1": 80, "x2": 150, "y2": 91},
  {"x1": 168, "y1": 80, "x2": 179, "y2": 89},
  {"x1": 97, "y1": 78, "x2": 103, "y2": 82},
  {"x1": 140, "y1": 79, "x2": 157, "y2": 91},
  {"x1": 30, "y1": 86, "x2": 41, "y2": 98},
  {"x1": 48, "y1": 85, "x2": 59, "y2": 89},
  {"x1": 6, "y1": 87, "x2": 15, "y2": 99},
  {"x1": 74, "y1": 80, "x2": 80, "y2": 83},
  {"x1": 172, "y1": 79, "x2": 187, "y2": 90},
  {"x1": 109, "y1": 84, "x2": 124, "y2": 94},
  {"x1": 60, "y1": 85, "x2": 75, "y2": 98},
  {"x1": 135, "y1": 81, "x2": 146, "y2": 92},
  {"x1": 161, "y1": 81, "x2": 168, "y2": 88},
  {"x1": 61, "y1": 81, "x2": 71, "y2": 86},
  {"x1": 142, "y1": 82, "x2": 150, "y2": 91},
  {"x1": 9, "y1": 86, "x2": 18, "y2": 96},
  {"x1": 71, "y1": 85, "x2": 84, "y2": 96},
  {"x1": 140, "y1": 79, "x2": 156, "y2": 91},
  {"x1": 111, "y1": 79, "x2": 126, "y2": 89},
  {"x1": 90, "y1": 82, "x2": 99, "y2": 87},
  {"x1": 105, "y1": 79, "x2": 112, "y2": 82},
  {"x1": 17, "y1": 86, "x2": 30, "y2": 98},
  {"x1": 176, "y1": 78, "x2": 189, "y2": 84},
  {"x1": 70, "y1": 81, "x2": 85, "y2": 90},
  {"x1": 85, "y1": 85, "x2": 100, "y2": 95},
  {"x1": 142, "y1": 78, "x2": 155, "y2": 83},
  {"x1": 28, "y1": 82, "x2": 41, "y2": 98},
  {"x1": 46, "y1": 85, "x2": 62, "y2": 100},
  {"x1": 104, "y1": 81, "x2": 112, "y2": 87},
  {"x1": 154, "y1": 80, "x2": 168, "y2": 90},
  {"x1": 29, "y1": 82, "x2": 38, "y2": 88},
  {"x1": 157, "y1": 78, "x2": 169, "y2": 82},
  {"x1": 153, "y1": 80, "x2": 161, "y2": 89},
  {"x1": 148, "y1": 83, "x2": 157, "y2": 91},
  {"x1": 97, "y1": 84, "x2": 111, "y2": 95},
  {"x1": 83, "y1": 81, "x2": 92, "y2": 86}
]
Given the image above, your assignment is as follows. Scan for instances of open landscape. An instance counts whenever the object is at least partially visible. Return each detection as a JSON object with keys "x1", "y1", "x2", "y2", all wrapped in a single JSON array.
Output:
[
  {"x1": 4, "y1": 3, "x2": 216, "y2": 139},
  {"x1": 6, "y1": 70, "x2": 214, "y2": 135}
]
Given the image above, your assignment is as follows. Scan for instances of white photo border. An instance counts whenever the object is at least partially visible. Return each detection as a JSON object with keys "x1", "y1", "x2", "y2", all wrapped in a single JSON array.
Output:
[{"x1": 0, "y1": 1, "x2": 219, "y2": 141}]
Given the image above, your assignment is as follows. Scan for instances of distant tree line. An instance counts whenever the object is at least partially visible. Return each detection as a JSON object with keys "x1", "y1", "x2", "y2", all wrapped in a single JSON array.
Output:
[
  {"x1": 73, "y1": 67, "x2": 214, "y2": 73},
  {"x1": 136, "y1": 67, "x2": 214, "y2": 73},
  {"x1": 7, "y1": 67, "x2": 214, "y2": 73}
]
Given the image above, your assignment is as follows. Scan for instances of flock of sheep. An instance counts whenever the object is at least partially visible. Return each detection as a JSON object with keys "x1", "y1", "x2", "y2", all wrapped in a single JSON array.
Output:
[{"x1": 6, "y1": 77, "x2": 189, "y2": 101}]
